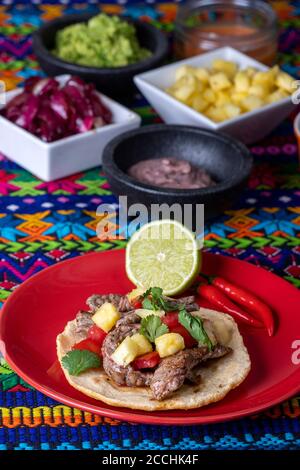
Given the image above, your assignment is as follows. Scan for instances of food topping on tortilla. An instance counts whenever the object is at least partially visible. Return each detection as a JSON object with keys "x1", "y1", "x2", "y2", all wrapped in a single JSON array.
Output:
[
  {"x1": 86, "y1": 293, "x2": 132, "y2": 313},
  {"x1": 60, "y1": 287, "x2": 234, "y2": 400},
  {"x1": 111, "y1": 333, "x2": 152, "y2": 367},
  {"x1": 139, "y1": 315, "x2": 169, "y2": 343},
  {"x1": 141, "y1": 286, "x2": 199, "y2": 313},
  {"x1": 62, "y1": 349, "x2": 100, "y2": 376},
  {"x1": 154, "y1": 332, "x2": 185, "y2": 358},
  {"x1": 132, "y1": 351, "x2": 160, "y2": 370},
  {"x1": 178, "y1": 308, "x2": 213, "y2": 351},
  {"x1": 92, "y1": 302, "x2": 120, "y2": 333}
]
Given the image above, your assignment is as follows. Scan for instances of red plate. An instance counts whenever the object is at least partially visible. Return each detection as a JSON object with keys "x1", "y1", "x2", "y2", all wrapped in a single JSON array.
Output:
[{"x1": 0, "y1": 250, "x2": 300, "y2": 425}]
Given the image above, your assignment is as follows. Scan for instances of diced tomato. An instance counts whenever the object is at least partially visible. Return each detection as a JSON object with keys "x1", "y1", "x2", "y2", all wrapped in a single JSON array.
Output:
[
  {"x1": 162, "y1": 312, "x2": 197, "y2": 348},
  {"x1": 161, "y1": 312, "x2": 180, "y2": 329},
  {"x1": 47, "y1": 360, "x2": 64, "y2": 382},
  {"x1": 87, "y1": 324, "x2": 107, "y2": 345},
  {"x1": 171, "y1": 325, "x2": 197, "y2": 349},
  {"x1": 132, "y1": 299, "x2": 142, "y2": 309},
  {"x1": 132, "y1": 351, "x2": 160, "y2": 370},
  {"x1": 73, "y1": 339, "x2": 101, "y2": 355}
]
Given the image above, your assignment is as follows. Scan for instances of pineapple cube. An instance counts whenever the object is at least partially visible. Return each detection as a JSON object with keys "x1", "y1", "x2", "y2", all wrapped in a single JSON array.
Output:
[
  {"x1": 224, "y1": 104, "x2": 241, "y2": 119},
  {"x1": 135, "y1": 309, "x2": 165, "y2": 319},
  {"x1": 248, "y1": 84, "x2": 269, "y2": 98},
  {"x1": 267, "y1": 89, "x2": 289, "y2": 103},
  {"x1": 175, "y1": 65, "x2": 196, "y2": 81},
  {"x1": 244, "y1": 67, "x2": 257, "y2": 78},
  {"x1": 231, "y1": 91, "x2": 247, "y2": 104},
  {"x1": 203, "y1": 88, "x2": 216, "y2": 103},
  {"x1": 194, "y1": 67, "x2": 210, "y2": 83},
  {"x1": 155, "y1": 333, "x2": 185, "y2": 358},
  {"x1": 269, "y1": 65, "x2": 279, "y2": 76},
  {"x1": 130, "y1": 333, "x2": 152, "y2": 356},
  {"x1": 241, "y1": 95, "x2": 264, "y2": 112},
  {"x1": 234, "y1": 71, "x2": 250, "y2": 93},
  {"x1": 173, "y1": 75, "x2": 197, "y2": 102},
  {"x1": 205, "y1": 106, "x2": 227, "y2": 122},
  {"x1": 127, "y1": 287, "x2": 145, "y2": 302},
  {"x1": 174, "y1": 87, "x2": 192, "y2": 102},
  {"x1": 191, "y1": 95, "x2": 209, "y2": 113},
  {"x1": 212, "y1": 59, "x2": 237, "y2": 78},
  {"x1": 92, "y1": 302, "x2": 120, "y2": 333},
  {"x1": 275, "y1": 71, "x2": 294, "y2": 93},
  {"x1": 252, "y1": 70, "x2": 275, "y2": 87},
  {"x1": 209, "y1": 72, "x2": 231, "y2": 91},
  {"x1": 215, "y1": 91, "x2": 231, "y2": 107},
  {"x1": 111, "y1": 336, "x2": 138, "y2": 366}
]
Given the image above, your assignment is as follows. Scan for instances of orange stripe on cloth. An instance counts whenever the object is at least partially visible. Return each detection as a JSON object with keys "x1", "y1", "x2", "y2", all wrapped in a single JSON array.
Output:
[{"x1": 0, "y1": 406, "x2": 120, "y2": 428}]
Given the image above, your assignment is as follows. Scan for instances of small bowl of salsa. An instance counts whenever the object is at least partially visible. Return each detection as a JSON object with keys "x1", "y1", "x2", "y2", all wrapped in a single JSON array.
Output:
[{"x1": 174, "y1": 0, "x2": 278, "y2": 66}]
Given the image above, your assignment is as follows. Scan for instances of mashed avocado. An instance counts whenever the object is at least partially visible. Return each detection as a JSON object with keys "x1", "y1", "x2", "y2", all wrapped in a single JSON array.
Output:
[{"x1": 54, "y1": 13, "x2": 152, "y2": 67}]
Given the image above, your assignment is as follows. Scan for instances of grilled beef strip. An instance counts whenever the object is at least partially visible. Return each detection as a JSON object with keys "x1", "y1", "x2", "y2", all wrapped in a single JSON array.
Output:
[
  {"x1": 101, "y1": 313, "x2": 153, "y2": 387},
  {"x1": 150, "y1": 344, "x2": 231, "y2": 400},
  {"x1": 164, "y1": 295, "x2": 199, "y2": 312},
  {"x1": 87, "y1": 294, "x2": 132, "y2": 313},
  {"x1": 75, "y1": 310, "x2": 94, "y2": 336}
]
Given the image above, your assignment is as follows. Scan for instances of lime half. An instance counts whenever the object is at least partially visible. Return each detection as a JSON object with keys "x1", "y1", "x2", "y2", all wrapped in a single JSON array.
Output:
[{"x1": 126, "y1": 220, "x2": 201, "y2": 296}]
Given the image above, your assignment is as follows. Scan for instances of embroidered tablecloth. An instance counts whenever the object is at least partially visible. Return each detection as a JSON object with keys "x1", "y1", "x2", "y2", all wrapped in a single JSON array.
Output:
[{"x1": 0, "y1": 0, "x2": 300, "y2": 450}]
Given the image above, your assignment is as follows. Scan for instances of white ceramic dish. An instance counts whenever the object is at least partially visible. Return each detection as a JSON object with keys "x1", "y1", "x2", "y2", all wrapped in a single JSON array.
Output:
[
  {"x1": 134, "y1": 47, "x2": 295, "y2": 145},
  {"x1": 0, "y1": 75, "x2": 141, "y2": 181}
]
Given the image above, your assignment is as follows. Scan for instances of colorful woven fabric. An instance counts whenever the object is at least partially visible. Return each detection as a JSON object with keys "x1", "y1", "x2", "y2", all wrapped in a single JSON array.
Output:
[{"x1": 0, "y1": 0, "x2": 300, "y2": 450}]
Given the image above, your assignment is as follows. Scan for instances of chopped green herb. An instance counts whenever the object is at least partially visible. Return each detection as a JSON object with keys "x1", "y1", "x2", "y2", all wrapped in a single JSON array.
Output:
[
  {"x1": 142, "y1": 286, "x2": 178, "y2": 312},
  {"x1": 178, "y1": 309, "x2": 213, "y2": 351},
  {"x1": 140, "y1": 314, "x2": 169, "y2": 343},
  {"x1": 142, "y1": 297, "x2": 154, "y2": 310},
  {"x1": 61, "y1": 350, "x2": 101, "y2": 376}
]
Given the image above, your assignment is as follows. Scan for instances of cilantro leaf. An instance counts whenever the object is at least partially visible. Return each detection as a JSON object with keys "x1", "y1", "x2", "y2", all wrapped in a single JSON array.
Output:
[
  {"x1": 140, "y1": 314, "x2": 169, "y2": 343},
  {"x1": 142, "y1": 297, "x2": 154, "y2": 310},
  {"x1": 150, "y1": 287, "x2": 164, "y2": 299},
  {"x1": 142, "y1": 287, "x2": 152, "y2": 298},
  {"x1": 142, "y1": 286, "x2": 179, "y2": 312},
  {"x1": 61, "y1": 350, "x2": 101, "y2": 376},
  {"x1": 178, "y1": 309, "x2": 213, "y2": 351}
]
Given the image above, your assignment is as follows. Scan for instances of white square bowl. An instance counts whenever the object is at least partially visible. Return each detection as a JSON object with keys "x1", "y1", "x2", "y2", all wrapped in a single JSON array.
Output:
[
  {"x1": 134, "y1": 47, "x2": 295, "y2": 145},
  {"x1": 0, "y1": 75, "x2": 141, "y2": 181}
]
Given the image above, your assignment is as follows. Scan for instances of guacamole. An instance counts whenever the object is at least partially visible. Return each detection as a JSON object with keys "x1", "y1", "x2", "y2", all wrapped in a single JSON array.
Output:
[{"x1": 54, "y1": 13, "x2": 152, "y2": 67}]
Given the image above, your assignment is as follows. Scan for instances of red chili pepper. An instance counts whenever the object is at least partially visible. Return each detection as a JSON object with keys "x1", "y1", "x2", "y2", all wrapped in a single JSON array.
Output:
[
  {"x1": 197, "y1": 284, "x2": 263, "y2": 329},
  {"x1": 132, "y1": 351, "x2": 160, "y2": 370},
  {"x1": 73, "y1": 338, "x2": 101, "y2": 356},
  {"x1": 211, "y1": 276, "x2": 274, "y2": 336}
]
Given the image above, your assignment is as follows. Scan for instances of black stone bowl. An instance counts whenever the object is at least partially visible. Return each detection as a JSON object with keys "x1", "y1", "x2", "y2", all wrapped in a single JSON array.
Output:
[
  {"x1": 32, "y1": 13, "x2": 169, "y2": 99},
  {"x1": 102, "y1": 125, "x2": 253, "y2": 221}
]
